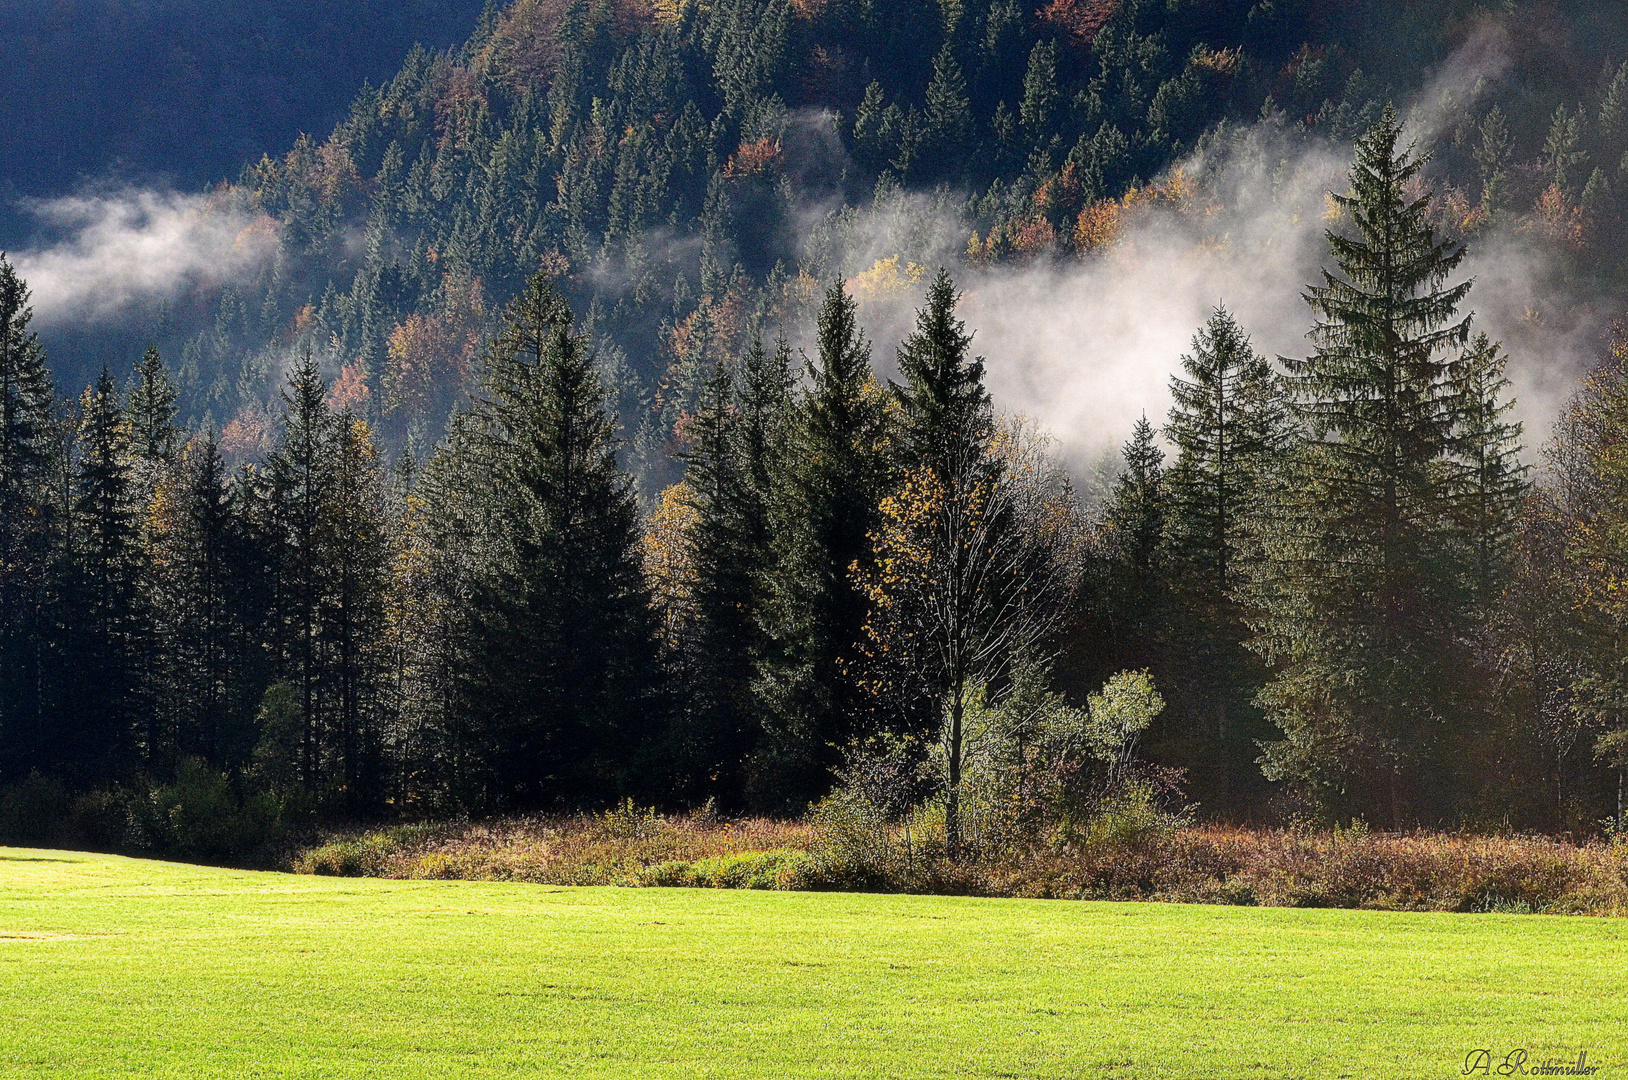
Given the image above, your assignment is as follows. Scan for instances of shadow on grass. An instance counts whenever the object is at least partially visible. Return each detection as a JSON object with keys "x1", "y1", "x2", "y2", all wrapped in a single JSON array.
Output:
[{"x1": 0, "y1": 856, "x2": 84, "y2": 863}]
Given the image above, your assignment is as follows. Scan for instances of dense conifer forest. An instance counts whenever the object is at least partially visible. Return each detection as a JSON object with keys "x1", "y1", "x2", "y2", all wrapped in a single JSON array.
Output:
[{"x1": 7, "y1": 0, "x2": 1628, "y2": 857}]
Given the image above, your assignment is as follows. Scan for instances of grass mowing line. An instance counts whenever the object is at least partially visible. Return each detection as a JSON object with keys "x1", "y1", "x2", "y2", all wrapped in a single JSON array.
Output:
[{"x1": 0, "y1": 847, "x2": 1624, "y2": 1079}]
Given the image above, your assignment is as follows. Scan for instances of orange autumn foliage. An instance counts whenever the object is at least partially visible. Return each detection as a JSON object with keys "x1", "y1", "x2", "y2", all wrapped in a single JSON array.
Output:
[
  {"x1": 219, "y1": 406, "x2": 271, "y2": 461},
  {"x1": 1074, "y1": 168, "x2": 1197, "y2": 253},
  {"x1": 327, "y1": 363, "x2": 372, "y2": 413},
  {"x1": 722, "y1": 138, "x2": 783, "y2": 179},
  {"x1": 1036, "y1": 0, "x2": 1120, "y2": 49},
  {"x1": 642, "y1": 482, "x2": 699, "y2": 643},
  {"x1": 1532, "y1": 184, "x2": 1585, "y2": 248}
]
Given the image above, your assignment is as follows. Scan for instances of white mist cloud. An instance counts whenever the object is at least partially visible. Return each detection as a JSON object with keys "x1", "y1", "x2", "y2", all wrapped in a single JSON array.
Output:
[
  {"x1": 9, "y1": 190, "x2": 279, "y2": 326},
  {"x1": 1402, "y1": 16, "x2": 1512, "y2": 148},
  {"x1": 820, "y1": 127, "x2": 1343, "y2": 471},
  {"x1": 963, "y1": 131, "x2": 1348, "y2": 473},
  {"x1": 821, "y1": 23, "x2": 1602, "y2": 475}
]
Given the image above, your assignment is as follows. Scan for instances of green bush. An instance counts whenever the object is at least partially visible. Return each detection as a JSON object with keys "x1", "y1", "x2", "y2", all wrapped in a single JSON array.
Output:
[
  {"x1": 296, "y1": 835, "x2": 392, "y2": 876},
  {"x1": 247, "y1": 683, "x2": 302, "y2": 791},
  {"x1": 0, "y1": 772, "x2": 70, "y2": 846},
  {"x1": 1085, "y1": 781, "x2": 1171, "y2": 848},
  {"x1": 807, "y1": 789, "x2": 903, "y2": 889},
  {"x1": 804, "y1": 788, "x2": 952, "y2": 890},
  {"x1": 634, "y1": 850, "x2": 811, "y2": 890},
  {"x1": 598, "y1": 798, "x2": 663, "y2": 841},
  {"x1": 1455, "y1": 857, "x2": 1573, "y2": 914},
  {"x1": 693, "y1": 850, "x2": 811, "y2": 889},
  {"x1": 636, "y1": 860, "x2": 697, "y2": 887},
  {"x1": 0, "y1": 763, "x2": 308, "y2": 863},
  {"x1": 293, "y1": 824, "x2": 439, "y2": 876},
  {"x1": 66, "y1": 789, "x2": 136, "y2": 851},
  {"x1": 135, "y1": 759, "x2": 300, "y2": 862}
]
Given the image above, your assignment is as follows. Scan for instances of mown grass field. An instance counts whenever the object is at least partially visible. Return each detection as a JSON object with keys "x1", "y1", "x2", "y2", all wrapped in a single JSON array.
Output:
[{"x1": 1, "y1": 848, "x2": 1624, "y2": 1079}]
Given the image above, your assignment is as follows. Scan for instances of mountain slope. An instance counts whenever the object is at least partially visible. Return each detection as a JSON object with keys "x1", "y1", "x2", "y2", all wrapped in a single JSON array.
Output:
[{"x1": 19, "y1": 0, "x2": 1628, "y2": 493}]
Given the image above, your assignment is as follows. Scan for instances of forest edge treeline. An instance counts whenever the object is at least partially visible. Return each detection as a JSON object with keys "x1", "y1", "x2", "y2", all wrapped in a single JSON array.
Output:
[{"x1": 3, "y1": 108, "x2": 1628, "y2": 864}]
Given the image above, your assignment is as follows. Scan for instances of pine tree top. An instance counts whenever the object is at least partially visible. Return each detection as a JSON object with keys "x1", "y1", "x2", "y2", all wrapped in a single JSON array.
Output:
[
  {"x1": 1293, "y1": 105, "x2": 1474, "y2": 467},
  {"x1": 129, "y1": 345, "x2": 180, "y2": 462},
  {"x1": 1304, "y1": 104, "x2": 1473, "y2": 371},
  {"x1": 894, "y1": 268, "x2": 991, "y2": 475}
]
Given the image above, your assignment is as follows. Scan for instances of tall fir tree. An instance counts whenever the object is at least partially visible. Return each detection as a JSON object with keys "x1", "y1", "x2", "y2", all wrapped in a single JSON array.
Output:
[
  {"x1": 1163, "y1": 308, "x2": 1285, "y2": 601},
  {"x1": 0, "y1": 257, "x2": 57, "y2": 781},
  {"x1": 668, "y1": 338, "x2": 793, "y2": 807},
  {"x1": 1103, "y1": 414, "x2": 1167, "y2": 643},
  {"x1": 894, "y1": 268, "x2": 991, "y2": 479},
  {"x1": 1019, "y1": 39, "x2": 1060, "y2": 147},
  {"x1": 920, "y1": 44, "x2": 974, "y2": 180},
  {"x1": 394, "y1": 412, "x2": 492, "y2": 809},
  {"x1": 672, "y1": 364, "x2": 752, "y2": 801},
  {"x1": 875, "y1": 268, "x2": 1001, "y2": 855},
  {"x1": 326, "y1": 412, "x2": 390, "y2": 806},
  {"x1": 1450, "y1": 332, "x2": 1527, "y2": 616},
  {"x1": 1155, "y1": 308, "x2": 1288, "y2": 815},
  {"x1": 460, "y1": 273, "x2": 662, "y2": 807},
  {"x1": 151, "y1": 433, "x2": 249, "y2": 768},
  {"x1": 1244, "y1": 105, "x2": 1486, "y2": 825},
  {"x1": 65, "y1": 368, "x2": 146, "y2": 776},
  {"x1": 266, "y1": 352, "x2": 338, "y2": 792},
  {"x1": 753, "y1": 280, "x2": 891, "y2": 811},
  {"x1": 733, "y1": 337, "x2": 794, "y2": 559},
  {"x1": 126, "y1": 344, "x2": 182, "y2": 756},
  {"x1": 128, "y1": 346, "x2": 180, "y2": 465}
]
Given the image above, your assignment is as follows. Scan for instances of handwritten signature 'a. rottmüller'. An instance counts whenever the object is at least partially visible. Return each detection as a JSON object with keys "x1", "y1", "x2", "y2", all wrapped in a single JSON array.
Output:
[{"x1": 1463, "y1": 1049, "x2": 1602, "y2": 1076}]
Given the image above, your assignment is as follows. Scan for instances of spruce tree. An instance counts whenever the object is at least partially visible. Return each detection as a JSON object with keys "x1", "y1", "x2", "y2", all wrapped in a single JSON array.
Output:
[
  {"x1": 463, "y1": 273, "x2": 661, "y2": 807},
  {"x1": 753, "y1": 280, "x2": 890, "y2": 811},
  {"x1": 152, "y1": 433, "x2": 242, "y2": 767},
  {"x1": 894, "y1": 268, "x2": 991, "y2": 478},
  {"x1": 1082, "y1": 415, "x2": 1172, "y2": 742},
  {"x1": 126, "y1": 345, "x2": 182, "y2": 754},
  {"x1": 1019, "y1": 39, "x2": 1060, "y2": 146},
  {"x1": 66, "y1": 368, "x2": 146, "y2": 774},
  {"x1": 1105, "y1": 415, "x2": 1167, "y2": 612},
  {"x1": 0, "y1": 256, "x2": 57, "y2": 780},
  {"x1": 1246, "y1": 106, "x2": 1482, "y2": 824},
  {"x1": 266, "y1": 352, "x2": 338, "y2": 791},
  {"x1": 667, "y1": 336, "x2": 796, "y2": 805},
  {"x1": 327, "y1": 412, "x2": 390, "y2": 806},
  {"x1": 1157, "y1": 309, "x2": 1287, "y2": 815},
  {"x1": 733, "y1": 337, "x2": 794, "y2": 550},
  {"x1": 1163, "y1": 308, "x2": 1285, "y2": 600},
  {"x1": 875, "y1": 269, "x2": 1004, "y2": 856},
  {"x1": 394, "y1": 413, "x2": 490, "y2": 807},
  {"x1": 921, "y1": 44, "x2": 974, "y2": 180},
  {"x1": 1450, "y1": 332, "x2": 1527, "y2": 616},
  {"x1": 670, "y1": 362, "x2": 755, "y2": 802},
  {"x1": 128, "y1": 346, "x2": 180, "y2": 464},
  {"x1": 1474, "y1": 107, "x2": 1512, "y2": 216}
]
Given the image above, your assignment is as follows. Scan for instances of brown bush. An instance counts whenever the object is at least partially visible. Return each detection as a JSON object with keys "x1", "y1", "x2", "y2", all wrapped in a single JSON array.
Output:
[{"x1": 292, "y1": 810, "x2": 814, "y2": 887}]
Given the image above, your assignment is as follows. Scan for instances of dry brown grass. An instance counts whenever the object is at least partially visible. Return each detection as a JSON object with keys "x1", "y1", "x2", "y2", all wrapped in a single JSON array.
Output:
[
  {"x1": 291, "y1": 813, "x2": 1628, "y2": 915},
  {"x1": 982, "y1": 826, "x2": 1628, "y2": 914},
  {"x1": 292, "y1": 809, "x2": 814, "y2": 886}
]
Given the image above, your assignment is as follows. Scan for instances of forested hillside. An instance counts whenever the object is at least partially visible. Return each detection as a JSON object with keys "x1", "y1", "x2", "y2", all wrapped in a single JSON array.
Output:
[
  {"x1": 45, "y1": 0, "x2": 1628, "y2": 473},
  {"x1": 8, "y1": 0, "x2": 1628, "y2": 856}
]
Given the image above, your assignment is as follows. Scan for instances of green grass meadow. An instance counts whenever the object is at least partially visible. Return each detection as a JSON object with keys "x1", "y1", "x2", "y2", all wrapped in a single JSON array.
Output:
[{"x1": 1, "y1": 848, "x2": 1624, "y2": 1079}]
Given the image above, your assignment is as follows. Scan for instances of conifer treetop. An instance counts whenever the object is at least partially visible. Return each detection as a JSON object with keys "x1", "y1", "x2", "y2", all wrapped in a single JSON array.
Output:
[{"x1": 1294, "y1": 104, "x2": 1474, "y2": 463}]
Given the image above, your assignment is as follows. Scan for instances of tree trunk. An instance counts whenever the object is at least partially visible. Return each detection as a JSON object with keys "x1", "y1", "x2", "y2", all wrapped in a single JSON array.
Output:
[{"x1": 945, "y1": 679, "x2": 964, "y2": 862}]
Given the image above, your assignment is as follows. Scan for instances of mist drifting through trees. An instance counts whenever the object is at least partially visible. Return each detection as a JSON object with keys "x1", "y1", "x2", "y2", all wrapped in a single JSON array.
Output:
[{"x1": 7, "y1": 1, "x2": 1628, "y2": 858}]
